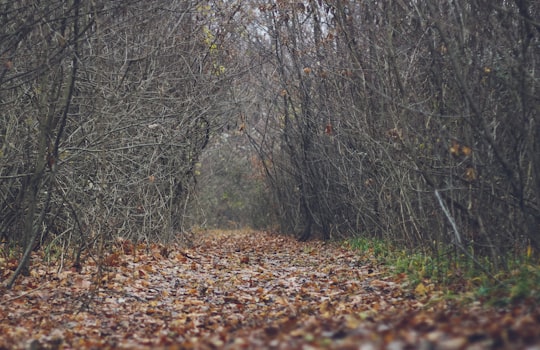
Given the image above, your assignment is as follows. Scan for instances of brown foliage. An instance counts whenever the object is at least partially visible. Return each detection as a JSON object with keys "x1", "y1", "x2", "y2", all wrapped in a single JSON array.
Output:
[{"x1": 1, "y1": 230, "x2": 539, "y2": 349}]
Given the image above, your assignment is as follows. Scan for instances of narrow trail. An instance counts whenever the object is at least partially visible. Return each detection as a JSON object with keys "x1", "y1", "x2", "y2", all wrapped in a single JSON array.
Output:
[{"x1": 1, "y1": 230, "x2": 538, "y2": 349}]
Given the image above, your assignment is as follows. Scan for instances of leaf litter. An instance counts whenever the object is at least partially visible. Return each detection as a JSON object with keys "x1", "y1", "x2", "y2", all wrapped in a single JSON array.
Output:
[{"x1": 1, "y1": 230, "x2": 539, "y2": 349}]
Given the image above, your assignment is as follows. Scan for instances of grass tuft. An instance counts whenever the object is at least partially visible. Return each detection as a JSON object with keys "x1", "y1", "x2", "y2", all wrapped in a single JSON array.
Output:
[{"x1": 345, "y1": 236, "x2": 540, "y2": 306}]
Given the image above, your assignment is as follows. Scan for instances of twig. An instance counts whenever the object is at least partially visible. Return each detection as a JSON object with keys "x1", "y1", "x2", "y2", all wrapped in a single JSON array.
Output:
[
  {"x1": 434, "y1": 190, "x2": 462, "y2": 246},
  {"x1": 434, "y1": 190, "x2": 502, "y2": 284},
  {"x1": 0, "y1": 285, "x2": 46, "y2": 305},
  {"x1": 178, "y1": 251, "x2": 200, "y2": 261}
]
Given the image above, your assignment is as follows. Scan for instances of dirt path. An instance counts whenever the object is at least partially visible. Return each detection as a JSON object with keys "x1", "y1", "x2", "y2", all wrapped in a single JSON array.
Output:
[{"x1": 1, "y1": 230, "x2": 539, "y2": 349}]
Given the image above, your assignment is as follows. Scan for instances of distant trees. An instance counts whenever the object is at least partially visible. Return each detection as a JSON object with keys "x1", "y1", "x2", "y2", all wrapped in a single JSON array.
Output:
[
  {"x1": 244, "y1": 0, "x2": 539, "y2": 269},
  {"x1": 186, "y1": 131, "x2": 276, "y2": 230}
]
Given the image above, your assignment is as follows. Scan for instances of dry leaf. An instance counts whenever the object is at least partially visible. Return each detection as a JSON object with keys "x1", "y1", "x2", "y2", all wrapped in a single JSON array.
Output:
[{"x1": 415, "y1": 282, "x2": 427, "y2": 297}]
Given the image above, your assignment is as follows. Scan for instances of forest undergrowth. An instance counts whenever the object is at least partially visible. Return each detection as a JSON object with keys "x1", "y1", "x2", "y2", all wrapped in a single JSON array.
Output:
[{"x1": 1, "y1": 230, "x2": 539, "y2": 349}]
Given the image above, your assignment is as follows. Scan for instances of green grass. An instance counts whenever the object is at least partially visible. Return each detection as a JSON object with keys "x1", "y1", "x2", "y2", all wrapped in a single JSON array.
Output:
[{"x1": 344, "y1": 236, "x2": 540, "y2": 306}]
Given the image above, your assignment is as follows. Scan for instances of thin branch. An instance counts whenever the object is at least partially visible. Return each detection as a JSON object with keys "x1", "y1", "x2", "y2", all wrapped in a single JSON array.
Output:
[
  {"x1": 435, "y1": 190, "x2": 502, "y2": 284},
  {"x1": 434, "y1": 189, "x2": 462, "y2": 246}
]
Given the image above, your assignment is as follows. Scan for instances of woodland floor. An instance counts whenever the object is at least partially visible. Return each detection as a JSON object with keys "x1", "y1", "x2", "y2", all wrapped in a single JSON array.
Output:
[{"x1": 1, "y1": 230, "x2": 539, "y2": 350}]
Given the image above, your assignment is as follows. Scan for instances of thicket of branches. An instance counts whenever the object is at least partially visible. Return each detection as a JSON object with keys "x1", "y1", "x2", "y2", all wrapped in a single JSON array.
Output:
[
  {"x1": 1, "y1": 0, "x2": 538, "y2": 285},
  {"x1": 244, "y1": 0, "x2": 539, "y2": 270},
  {"x1": 0, "y1": 0, "x2": 242, "y2": 286}
]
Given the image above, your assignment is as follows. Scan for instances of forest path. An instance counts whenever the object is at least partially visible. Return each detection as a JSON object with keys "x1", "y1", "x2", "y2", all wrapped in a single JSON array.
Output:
[{"x1": 1, "y1": 230, "x2": 538, "y2": 349}]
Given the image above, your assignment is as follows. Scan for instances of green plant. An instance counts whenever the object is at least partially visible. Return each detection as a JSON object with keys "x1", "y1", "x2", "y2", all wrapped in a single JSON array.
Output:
[
  {"x1": 346, "y1": 237, "x2": 388, "y2": 259},
  {"x1": 346, "y1": 235, "x2": 540, "y2": 307}
]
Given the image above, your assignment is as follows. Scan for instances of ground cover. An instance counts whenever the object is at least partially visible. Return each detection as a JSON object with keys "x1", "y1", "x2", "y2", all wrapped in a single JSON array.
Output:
[{"x1": 1, "y1": 230, "x2": 539, "y2": 349}]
